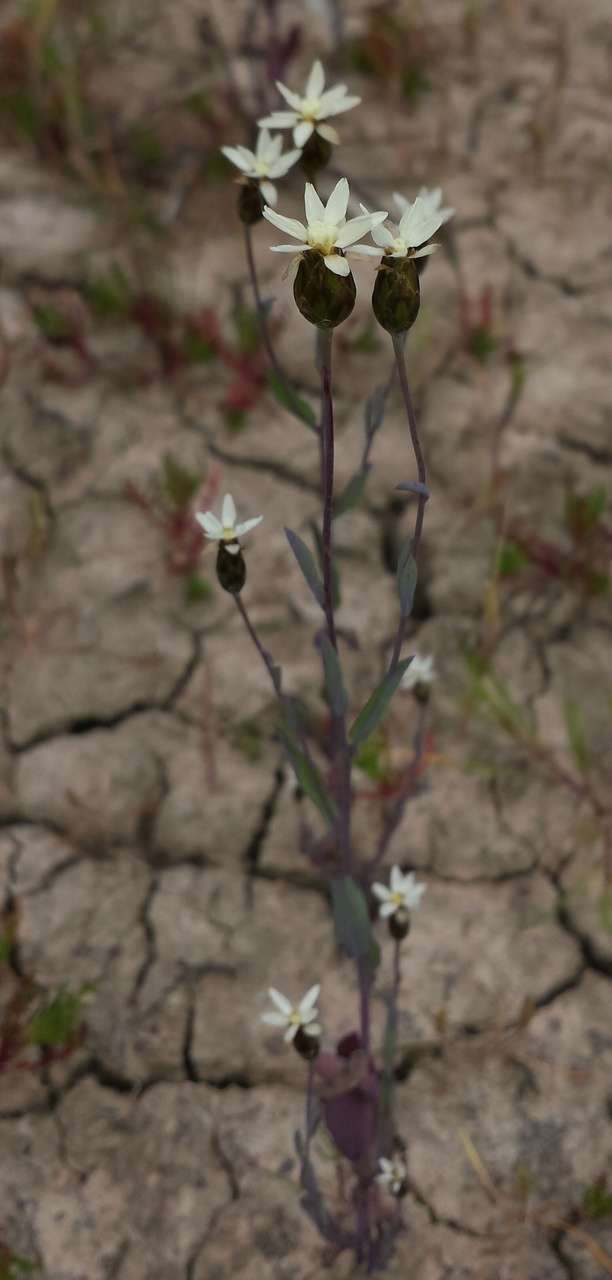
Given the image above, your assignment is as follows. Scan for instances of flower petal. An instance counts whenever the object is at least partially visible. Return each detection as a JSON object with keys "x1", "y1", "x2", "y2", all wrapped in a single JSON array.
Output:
[
  {"x1": 324, "y1": 253, "x2": 350, "y2": 276},
  {"x1": 263, "y1": 207, "x2": 308, "y2": 240},
  {"x1": 255, "y1": 128, "x2": 272, "y2": 159},
  {"x1": 347, "y1": 243, "x2": 382, "y2": 257},
  {"x1": 258, "y1": 111, "x2": 299, "y2": 128},
  {"x1": 293, "y1": 120, "x2": 314, "y2": 147},
  {"x1": 195, "y1": 511, "x2": 223, "y2": 538},
  {"x1": 390, "y1": 866, "x2": 403, "y2": 893},
  {"x1": 317, "y1": 84, "x2": 349, "y2": 112},
  {"x1": 270, "y1": 243, "x2": 309, "y2": 252},
  {"x1": 304, "y1": 1021, "x2": 321, "y2": 1037},
  {"x1": 304, "y1": 182, "x2": 326, "y2": 225},
  {"x1": 261, "y1": 1011, "x2": 289, "y2": 1027},
  {"x1": 379, "y1": 902, "x2": 396, "y2": 918},
  {"x1": 324, "y1": 176, "x2": 350, "y2": 224},
  {"x1": 269, "y1": 148, "x2": 302, "y2": 177},
  {"x1": 235, "y1": 515, "x2": 263, "y2": 537},
  {"x1": 305, "y1": 59, "x2": 325, "y2": 99},
  {"x1": 275, "y1": 81, "x2": 303, "y2": 112},
  {"x1": 320, "y1": 94, "x2": 361, "y2": 118},
  {"x1": 371, "y1": 222, "x2": 395, "y2": 248},
  {"x1": 372, "y1": 883, "x2": 391, "y2": 901},
  {"x1": 285, "y1": 1023, "x2": 298, "y2": 1042},
  {"x1": 268, "y1": 987, "x2": 292, "y2": 1014},
  {"x1": 316, "y1": 122, "x2": 340, "y2": 145},
  {"x1": 222, "y1": 493, "x2": 236, "y2": 528},
  {"x1": 399, "y1": 195, "x2": 446, "y2": 248},
  {"x1": 411, "y1": 243, "x2": 438, "y2": 258},
  {"x1": 299, "y1": 983, "x2": 320, "y2": 1013},
  {"x1": 221, "y1": 146, "x2": 254, "y2": 174},
  {"x1": 335, "y1": 211, "x2": 387, "y2": 248},
  {"x1": 393, "y1": 191, "x2": 409, "y2": 215},
  {"x1": 260, "y1": 180, "x2": 277, "y2": 206}
]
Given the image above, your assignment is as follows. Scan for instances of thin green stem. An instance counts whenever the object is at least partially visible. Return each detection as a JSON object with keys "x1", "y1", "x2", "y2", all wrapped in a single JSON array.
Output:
[{"x1": 388, "y1": 332, "x2": 428, "y2": 673}]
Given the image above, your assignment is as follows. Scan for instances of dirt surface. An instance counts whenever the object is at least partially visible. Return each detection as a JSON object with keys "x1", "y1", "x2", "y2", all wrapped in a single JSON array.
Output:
[{"x1": 1, "y1": 1, "x2": 612, "y2": 1277}]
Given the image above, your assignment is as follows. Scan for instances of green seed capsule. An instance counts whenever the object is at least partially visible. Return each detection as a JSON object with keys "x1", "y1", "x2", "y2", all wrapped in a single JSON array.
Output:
[
  {"x1": 216, "y1": 541, "x2": 246, "y2": 594},
  {"x1": 294, "y1": 249, "x2": 356, "y2": 329},
  {"x1": 293, "y1": 1025, "x2": 320, "y2": 1061},
  {"x1": 238, "y1": 180, "x2": 265, "y2": 226},
  {"x1": 372, "y1": 255, "x2": 420, "y2": 335}
]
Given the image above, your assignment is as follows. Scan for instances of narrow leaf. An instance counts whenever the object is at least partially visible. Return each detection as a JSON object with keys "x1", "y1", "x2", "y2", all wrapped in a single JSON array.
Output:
[
  {"x1": 334, "y1": 467, "x2": 369, "y2": 517},
  {"x1": 350, "y1": 659, "x2": 412, "y2": 750},
  {"x1": 397, "y1": 541, "x2": 418, "y2": 616},
  {"x1": 365, "y1": 382, "x2": 390, "y2": 441},
  {"x1": 280, "y1": 729, "x2": 336, "y2": 825},
  {"x1": 268, "y1": 370, "x2": 317, "y2": 430},
  {"x1": 320, "y1": 635, "x2": 347, "y2": 718},
  {"x1": 285, "y1": 527, "x2": 324, "y2": 608},
  {"x1": 331, "y1": 876, "x2": 372, "y2": 960},
  {"x1": 311, "y1": 521, "x2": 341, "y2": 609},
  {"x1": 395, "y1": 480, "x2": 430, "y2": 500},
  {"x1": 563, "y1": 696, "x2": 591, "y2": 776}
]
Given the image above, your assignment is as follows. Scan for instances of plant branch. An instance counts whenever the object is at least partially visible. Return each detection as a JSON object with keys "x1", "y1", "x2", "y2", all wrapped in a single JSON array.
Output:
[
  {"x1": 317, "y1": 327, "x2": 338, "y2": 652},
  {"x1": 388, "y1": 332, "x2": 428, "y2": 673}
]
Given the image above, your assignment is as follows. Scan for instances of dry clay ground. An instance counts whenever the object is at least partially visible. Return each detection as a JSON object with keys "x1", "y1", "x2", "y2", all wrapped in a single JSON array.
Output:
[{"x1": 1, "y1": 1, "x2": 612, "y2": 1277}]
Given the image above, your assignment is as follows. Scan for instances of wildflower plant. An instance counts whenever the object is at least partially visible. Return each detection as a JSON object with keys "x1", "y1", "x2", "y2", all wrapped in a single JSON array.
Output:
[{"x1": 211, "y1": 54, "x2": 455, "y2": 1274}]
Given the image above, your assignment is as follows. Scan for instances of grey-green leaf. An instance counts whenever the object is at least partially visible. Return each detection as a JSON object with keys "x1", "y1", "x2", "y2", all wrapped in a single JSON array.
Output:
[
  {"x1": 334, "y1": 468, "x2": 370, "y2": 518},
  {"x1": 349, "y1": 659, "x2": 412, "y2": 750},
  {"x1": 331, "y1": 876, "x2": 372, "y2": 959},
  {"x1": 268, "y1": 370, "x2": 317, "y2": 430},
  {"x1": 280, "y1": 730, "x2": 336, "y2": 825},
  {"x1": 397, "y1": 541, "x2": 418, "y2": 617},
  {"x1": 320, "y1": 635, "x2": 347, "y2": 717},
  {"x1": 285, "y1": 528, "x2": 324, "y2": 608}
]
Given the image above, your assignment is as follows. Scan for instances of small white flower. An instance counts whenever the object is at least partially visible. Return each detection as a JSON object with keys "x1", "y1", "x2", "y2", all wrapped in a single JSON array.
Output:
[
  {"x1": 221, "y1": 128, "x2": 301, "y2": 206},
  {"x1": 263, "y1": 177, "x2": 387, "y2": 277},
  {"x1": 372, "y1": 866, "x2": 426, "y2": 919},
  {"x1": 363, "y1": 190, "x2": 452, "y2": 260},
  {"x1": 400, "y1": 654, "x2": 436, "y2": 691},
  {"x1": 261, "y1": 983, "x2": 321, "y2": 1043},
  {"x1": 394, "y1": 186, "x2": 454, "y2": 229},
  {"x1": 377, "y1": 1155, "x2": 407, "y2": 1196},
  {"x1": 195, "y1": 493, "x2": 262, "y2": 555},
  {"x1": 259, "y1": 58, "x2": 360, "y2": 149}
]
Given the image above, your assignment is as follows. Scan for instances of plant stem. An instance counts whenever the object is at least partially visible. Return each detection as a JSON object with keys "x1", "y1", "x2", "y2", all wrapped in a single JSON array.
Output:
[
  {"x1": 243, "y1": 222, "x2": 284, "y2": 380},
  {"x1": 233, "y1": 593, "x2": 282, "y2": 698},
  {"x1": 316, "y1": 327, "x2": 337, "y2": 651},
  {"x1": 388, "y1": 332, "x2": 428, "y2": 673}
]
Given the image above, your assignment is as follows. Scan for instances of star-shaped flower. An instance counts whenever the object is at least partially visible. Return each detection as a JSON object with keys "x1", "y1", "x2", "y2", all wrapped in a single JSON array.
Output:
[
  {"x1": 372, "y1": 866, "x2": 426, "y2": 918},
  {"x1": 377, "y1": 1155, "x2": 407, "y2": 1197},
  {"x1": 394, "y1": 186, "x2": 454, "y2": 228},
  {"x1": 263, "y1": 177, "x2": 387, "y2": 277},
  {"x1": 259, "y1": 59, "x2": 360, "y2": 148},
  {"x1": 261, "y1": 984, "x2": 321, "y2": 1043},
  {"x1": 221, "y1": 128, "x2": 301, "y2": 206},
  {"x1": 195, "y1": 493, "x2": 262, "y2": 555},
  {"x1": 400, "y1": 654, "x2": 436, "y2": 690},
  {"x1": 364, "y1": 190, "x2": 451, "y2": 260}
]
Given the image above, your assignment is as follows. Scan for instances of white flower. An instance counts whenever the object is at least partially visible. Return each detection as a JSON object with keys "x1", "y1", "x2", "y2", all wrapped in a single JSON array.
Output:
[
  {"x1": 221, "y1": 128, "x2": 301, "y2": 206},
  {"x1": 400, "y1": 654, "x2": 436, "y2": 690},
  {"x1": 364, "y1": 190, "x2": 451, "y2": 260},
  {"x1": 259, "y1": 59, "x2": 360, "y2": 148},
  {"x1": 263, "y1": 177, "x2": 387, "y2": 277},
  {"x1": 195, "y1": 493, "x2": 262, "y2": 555},
  {"x1": 394, "y1": 186, "x2": 454, "y2": 228},
  {"x1": 372, "y1": 866, "x2": 426, "y2": 919},
  {"x1": 377, "y1": 1155, "x2": 407, "y2": 1196},
  {"x1": 261, "y1": 984, "x2": 321, "y2": 1043}
]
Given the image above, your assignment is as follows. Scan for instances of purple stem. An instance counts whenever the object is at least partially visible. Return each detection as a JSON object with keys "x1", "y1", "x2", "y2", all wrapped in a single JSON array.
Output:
[
  {"x1": 388, "y1": 332, "x2": 428, "y2": 674},
  {"x1": 316, "y1": 328, "x2": 337, "y2": 651},
  {"x1": 234, "y1": 593, "x2": 282, "y2": 697}
]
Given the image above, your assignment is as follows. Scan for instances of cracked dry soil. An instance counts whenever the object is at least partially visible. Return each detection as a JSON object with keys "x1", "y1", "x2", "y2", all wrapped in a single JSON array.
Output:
[{"x1": 1, "y1": 1, "x2": 612, "y2": 1277}]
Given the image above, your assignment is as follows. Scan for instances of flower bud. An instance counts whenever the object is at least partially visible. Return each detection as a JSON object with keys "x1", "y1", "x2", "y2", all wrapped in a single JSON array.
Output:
[
  {"x1": 372, "y1": 255, "x2": 420, "y2": 335},
  {"x1": 294, "y1": 1024, "x2": 320, "y2": 1061},
  {"x1": 412, "y1": 682, "x2": 431, "y2": 706},
  {"x1": 294, "y1": 250, "x2": 356, "y2": 329},
  {"x1": 238, "y1": 179, "x2": 265, "y2": 225},
  {"x1": 216, "y1": 541, "x2": 246, "y2": 594},
  {"x1": 300, "y1": 131, "x2": 333, "y2": 181},
  {"x1": 388, "y1": 907, "x2": 411, "y2": 941}
]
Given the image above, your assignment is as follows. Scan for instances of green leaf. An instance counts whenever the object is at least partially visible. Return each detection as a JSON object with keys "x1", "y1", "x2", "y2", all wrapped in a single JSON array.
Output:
[
  {"x1": 364, "y1": 382, "x2": 389, "y2": 441},
  {"x1": 285, "y1": 528, "x2": 324, "y2": 608},
  {"x1": 161, "y1": 453, "x2": 200, "y2": 511},
  {"x1": 331, "y1": 877, "x2": 378, "y2": 971},
  {"x1": 84, "y1": 266, "x2": 132, "y2": 319},
  {"x1": 267, "y1": 370, "x2": 317, "y2": 430},
  {"x1": 397, "y1": 542, "x2": 418, "y2": 617},
  {"x1": 334, "y1": 469, "x2": 369, "y2": 518},
  {"x1": 349, "y1": 659, "x2": 412, "y2": 750},
  {"x1": 184, "y1": 573, "x2": 212, "y2": 604},
  {"x1": 320, "y1": 635, "x2": 347, "y2": 718},
  {"x1": 280, "y1": 729, "x2": 336, "y2": 825},
  {"x1": 27, "y1": 988, "x2": 84, "y2": 1047},
  {"x1": 497, "y1": 539, "x2": 528, "y2": 577},
  {"x1": 563, "y1": 696, "x2": 590, "y2": 776}
]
